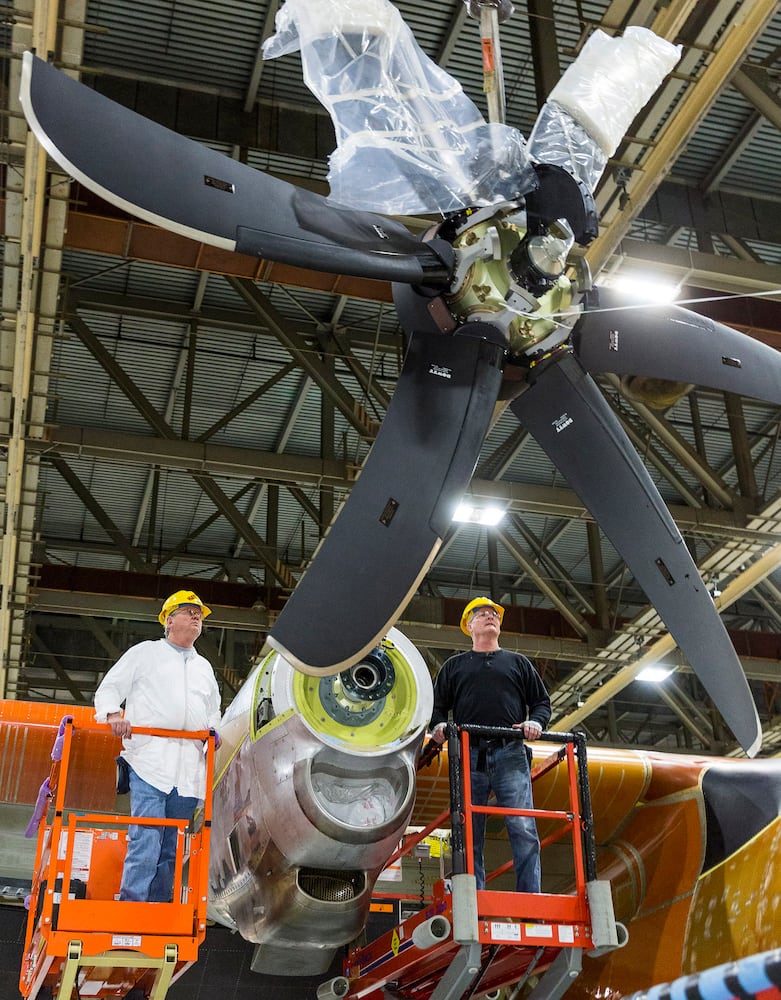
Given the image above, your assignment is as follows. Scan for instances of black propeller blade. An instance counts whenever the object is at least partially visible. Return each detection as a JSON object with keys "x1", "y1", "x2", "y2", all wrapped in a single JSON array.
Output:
[
  {"x1": 269, "y1": 330, "x2": 505, "y2": 674},
  {"x1": 511, "y1": 350, "x2": 761, "y2": 757},
  {"x1": 19, "y1": 53, "x2": 454, "y2": 286},
  {"x1": 573, "y1": 287, "x2": 781, "y2": 404}
]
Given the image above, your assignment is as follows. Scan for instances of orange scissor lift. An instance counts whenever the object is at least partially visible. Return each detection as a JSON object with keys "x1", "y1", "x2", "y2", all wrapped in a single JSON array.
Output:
[
  {"x1": 19, "y1": 717, "x2": 217, "y2": 1000},
  {"x1": 326, "y1": 725, "x2": 622, "y2": 1000}
]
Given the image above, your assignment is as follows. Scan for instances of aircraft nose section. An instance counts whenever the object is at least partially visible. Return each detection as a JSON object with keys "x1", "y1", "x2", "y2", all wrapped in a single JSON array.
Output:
[{"x1": 208, "y1": 627, "x2": 433, "y2": 964}]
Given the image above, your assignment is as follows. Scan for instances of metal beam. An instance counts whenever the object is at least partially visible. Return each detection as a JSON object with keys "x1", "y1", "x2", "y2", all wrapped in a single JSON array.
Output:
[
  {"x1": 603, "y1": 375, "x2": 736, "y2": 510},
  {"x1": 196, "y1": 360, "x2": 300, "y2": 443},
  {"x1": 1, "y1": 0, "x2": 86, "y2": 699},
  {"x1": 228, "y1": 276, "x2": 380, "y2": 439},
  {"x1": 603, "y1": 396, "x2": 706, "y2": 509},
  {"x1": 242, "y1": 0, "x2": 281, "y2": 113},
  {"x1": 47, "y1": 456, "x2": 151, "y2": 573},
  {"x1": 28, "y1": 426, "x2": 351, "y2": 486},
  {"x1": 586, "y1": 0, "x2": 780, "y2": 278},
  {"x1": 637, "y1": 181, "x2": 781, "y2": 246},
  {"x1": 467, "y1": 479, "x2": 781, "y2": 545},
  {"x1": 510, "y1": 515, "x2": 596, "y2": 616},
  {"x1": 329, "y1": 324, "x2": 392, "y2": 413},
  {"x1": 232, "y1": 374, "x2": 314, "y2": 564},
  {"x1": 435, "y1": 0, "x2": 469, "y2": 68},
  {"x1": 30, "y1": 589, "x2": 272, "y2": 630},
  {"x1": 732, "y1": 63, "x2": 781, "y2": 132},
  {"x1": 156, "y1": 481, "x2": 261, "y2": 572},
  {"x1": 29, "y1": 632, "x2": 87, "y2": 703},
  {"x1": 24, "y1": 428, "x2": 781, "y2": 545},
  {"x1": 655, "y1": 680, "x2": 715, "y2": 750},
  {"x1": 66, "y1": 309, "x2": 176, "y2": 439},
  {"x1": 24, "y1": 587, "x2": 781, "y2": 683},
  {"x1": 65, "y1": 308, "x2": 296, "y2": 587},
  {"x1": 494, "y1": 527, "x2": 594, "y2": 639},
  {"x1": 725, "y1": 392, "x2": 759, "y2": 503},
  {"x1": 556, "y1": 538, "x2": 781, "y2": 745},
  {"x1": 527, "y1": 0, "x2": 560, "y2": 111},
  {"x1": 191, "y1": 474, "x2": 296, "y2": 589}
]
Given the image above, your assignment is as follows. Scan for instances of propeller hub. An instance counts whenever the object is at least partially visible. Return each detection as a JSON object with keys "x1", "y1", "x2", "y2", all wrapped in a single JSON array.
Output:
[
  {"x1": 443, "y1": 210, "x2": 575, "y2": 358},
  {"x1": 315, "y1": 647, "x2": 397, "y2": 726},
  {"x1": 510, "y1": 220, "x2": 575, "y2": 295}
]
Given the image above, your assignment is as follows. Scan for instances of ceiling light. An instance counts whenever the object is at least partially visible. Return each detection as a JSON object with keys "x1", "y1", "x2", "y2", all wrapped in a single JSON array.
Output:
[
  {"x1": 608, "y1": 274, "x2": 680, "y2": 303},
  {"x1": 453, "y1": 503, "x2": 505, "y2": 526},
  {"x1": 636, "y1": 664, "x2": 673, "y2": 683}
]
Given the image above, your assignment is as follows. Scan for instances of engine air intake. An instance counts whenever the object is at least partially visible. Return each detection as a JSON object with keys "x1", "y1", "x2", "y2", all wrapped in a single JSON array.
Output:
[{"x1": 298, "y1": 869, "x2": 365, "y2": 903}]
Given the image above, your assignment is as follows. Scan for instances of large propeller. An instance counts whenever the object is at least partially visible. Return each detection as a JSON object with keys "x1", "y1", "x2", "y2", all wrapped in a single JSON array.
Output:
[
  {"x1": 19, "y1": 22, "x2": 781, "y2": 757},
  {"x1": 19, "y1": 54, "x2": 454, "y2": 287}
]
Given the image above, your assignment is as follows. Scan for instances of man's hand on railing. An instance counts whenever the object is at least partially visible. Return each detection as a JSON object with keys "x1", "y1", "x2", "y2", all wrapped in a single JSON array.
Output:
[
  {"x1": 512, "y1": 720, "x2": 543, "y2": 740},
  {"x1": 418, "y1": 737, "x2": 444, "y2": 770},
  {"x1": 431, "y1": 723, "x2": 447, "y2": 745},
  {"x1": 106, "y1": 712, "x2": 132, "y2": 738}
]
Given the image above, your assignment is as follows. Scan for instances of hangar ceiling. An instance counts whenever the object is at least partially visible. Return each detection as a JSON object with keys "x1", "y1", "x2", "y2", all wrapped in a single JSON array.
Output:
[{"x1": 2, "y1": 0, "x2": 781, "y2": 757}]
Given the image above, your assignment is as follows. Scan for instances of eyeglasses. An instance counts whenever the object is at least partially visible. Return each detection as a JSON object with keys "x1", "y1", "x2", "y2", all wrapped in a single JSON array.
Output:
[
  {"x1": 175, "y1": 607, "x2": 203, "y2": 619},
  {"x1": 471, "y1": 608, "x2": 499, "y2": 620}
]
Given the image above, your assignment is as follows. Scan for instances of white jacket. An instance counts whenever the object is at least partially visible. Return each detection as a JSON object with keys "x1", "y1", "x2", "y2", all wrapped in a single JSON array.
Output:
[{"x1": 94, "y1": 638, "x2": 221, "y2": 798}]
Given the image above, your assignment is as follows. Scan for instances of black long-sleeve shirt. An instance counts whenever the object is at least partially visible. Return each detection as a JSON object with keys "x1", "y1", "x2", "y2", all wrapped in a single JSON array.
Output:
[{"x1": 430, "y1": 648, "x2": 551, "y2": 732}]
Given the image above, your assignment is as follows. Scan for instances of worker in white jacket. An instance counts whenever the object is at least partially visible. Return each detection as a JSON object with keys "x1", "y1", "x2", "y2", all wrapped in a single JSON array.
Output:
[{"x1": 94, "y1": 589, "x2": 221, "y2": 902}]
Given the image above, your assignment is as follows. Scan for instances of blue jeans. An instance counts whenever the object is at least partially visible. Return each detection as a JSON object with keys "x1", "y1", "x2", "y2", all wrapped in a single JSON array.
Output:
[
  {"x1": 120, "y1": 767, "x2": 199, "y2": 902},
  {"x1": 469, "y1": 742, "x2": 541, "y2": 893}
]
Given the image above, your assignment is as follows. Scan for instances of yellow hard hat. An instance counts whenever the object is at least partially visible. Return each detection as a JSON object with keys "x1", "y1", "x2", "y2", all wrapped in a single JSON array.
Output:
[
  {"x1": 460, "y1": 596, "x2": 504, "y2": 635},
  {"x1": 158, "y1": 590, "x2": 212, "y2": 626}
]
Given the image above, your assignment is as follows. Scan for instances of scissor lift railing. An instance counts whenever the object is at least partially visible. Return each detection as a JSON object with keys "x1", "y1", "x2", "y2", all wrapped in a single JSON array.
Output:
[
  {"x1": 459, "y1": 725, "x2": 595, "y2": 933},
  {"x1": 330, "y1": 727, "x2": 620, "y2": 1000},
  {"x1": 20, "y1": 718, "x2": 216, "y2": 1000}
]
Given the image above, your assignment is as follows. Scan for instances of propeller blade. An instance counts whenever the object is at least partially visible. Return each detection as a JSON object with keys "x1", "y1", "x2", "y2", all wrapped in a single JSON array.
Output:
[
  {"x1": 269, "y1": 330, "x2": 505, "y2": 674},
  {"x1": 573, "y1": 287, "x2": 781, "y2": 404},
  {"x1": 19, "y1": 52, "x2": 453, "y2": 285},
  {"x1": 511, "y1": 350, "x2": 761, "y2": 757}
]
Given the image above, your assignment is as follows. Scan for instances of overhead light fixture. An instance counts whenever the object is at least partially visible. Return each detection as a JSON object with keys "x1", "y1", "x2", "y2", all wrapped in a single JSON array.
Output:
[
  {"x1": 453, "y1": 503, "x2": 505, "y2": 526},
  {"x1": 608, "y1": 273, "x2": 680, "y2": 303},
  {"x1": 636, "y1": 664, "x2": 673, "y2": 683}
]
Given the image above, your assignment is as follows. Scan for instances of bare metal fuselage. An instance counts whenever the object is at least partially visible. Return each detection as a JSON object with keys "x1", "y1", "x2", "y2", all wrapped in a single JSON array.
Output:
[{"x1": 207, "y1": 629, "x2": 432, "y2": 974}]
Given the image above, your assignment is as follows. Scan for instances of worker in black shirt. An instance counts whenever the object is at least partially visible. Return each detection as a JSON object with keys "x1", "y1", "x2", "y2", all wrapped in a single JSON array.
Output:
[{"x1": 430, "y1": 597, "x2": 551, "y2": 893}]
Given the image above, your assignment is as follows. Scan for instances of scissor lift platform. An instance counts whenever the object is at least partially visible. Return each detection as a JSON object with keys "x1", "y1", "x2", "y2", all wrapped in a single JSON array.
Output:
[
  {"x1": 19, "y1": 717, "x2": 216, "y2": 1000},
  {"x1": 323, "y1": 727, "x2": 621, "y2": 1000},
  {"x1": 339, "y1": 882, "x2": 600, "y2": 1000}
]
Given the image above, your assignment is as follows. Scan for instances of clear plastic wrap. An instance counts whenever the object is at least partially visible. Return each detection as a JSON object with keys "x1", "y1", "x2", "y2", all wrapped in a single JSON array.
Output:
[
  {"x1": 528, "y1": 26, "x2": 681, "y2": 191},
  {"x1": 262, "y1": 0, "x2": 537, "y2": 215},
  {"x1": 312, "y1": 773, "x2": 396, "y2": 827},
  {"x1": 527, "y1": 102, "x2": 608, "y2": 193}
]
